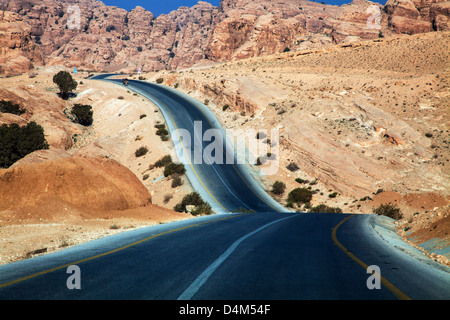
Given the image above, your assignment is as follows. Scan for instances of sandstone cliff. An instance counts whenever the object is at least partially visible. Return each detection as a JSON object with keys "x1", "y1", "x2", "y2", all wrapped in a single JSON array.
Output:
[
  {"x1": 0, "y1": 11, "x2": 42, "y2": 75},
  {"x1": 1, "y1": 0, "x2": 448, "y2": 73}
]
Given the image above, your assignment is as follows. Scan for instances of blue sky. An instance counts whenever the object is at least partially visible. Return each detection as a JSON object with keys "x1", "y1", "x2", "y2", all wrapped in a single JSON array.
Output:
[
  {"x1": 102, "y1": 0, "x2": 221, "y2": 17},
  {"x1": 102, "y1": 0, "x2": 387, "y2": 17}
]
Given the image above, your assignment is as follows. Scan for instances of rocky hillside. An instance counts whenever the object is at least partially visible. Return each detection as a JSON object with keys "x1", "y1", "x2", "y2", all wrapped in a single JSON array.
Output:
[
  {"x1": 0, "y1": 11, "x2": 42, "y2": 75},
  {"x1": 0, "y1": 0, "x2": 448, "y2": 73}
]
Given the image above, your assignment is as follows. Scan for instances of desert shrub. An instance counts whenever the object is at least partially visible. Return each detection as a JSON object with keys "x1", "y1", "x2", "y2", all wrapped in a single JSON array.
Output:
[
  {"x1": 373, "y1": 203, "x2": 402, "y2": 220},
  {"x1": 164, "y1": 162, "x2": 186, "y2": 177},
  {"x1": 152, "y1": 155, "x2": 172, "y2": 168},
  {"x1": 53, "y1": 71, "x2": 77, "y2": 99},
  {"x1": 309, "y1": 204, "x2": 342, "y2": 213},
  {"x1": 0, "y1": 100, "x2": 25, "y2": 115},
  {"x1": 191, "y1": 203, "x2": 213, "y2": 216},
  {"x1": 163, "y1": 193, "x2": 173, "y2": 204},
  {"x1": 171, "y1": 174, "x2": 183, "y2": 188},
  {"x1": 295, "y1": 178, "x2": 308, "y2": 184},
  {"x1": 288, "y1": 188, "x2": 313, "y2": 204},
  {"x1": 272, "y1": 181, "x2": 286, "y2": 195},
  {"x1": 0, "y1": 122, "x2": 49, "y2": 168},
  {"x1": 156, "y1": 78, "x2": 164, "y2": 84},
  {"x1": 328, "y1": 192, "x2": 338, "y2": 198},
  {"x1": 174, "y1": 192, "x2": 210, "y2": 214},
  {"x1": 156, "y1": 128, "x2": 169, "y2": 136},
  {"x1": 286, "y1": 162, "x2": 299, "y2": 172},
  {"x1": 155, "y1": 123, "x2": 169, "y2": 137},
  {"x1": 71, "y1": 104, "x2": 93, "y2": 126},
  {"x1": 135, "y1": 146, "x2": 148, "y2": 157}
]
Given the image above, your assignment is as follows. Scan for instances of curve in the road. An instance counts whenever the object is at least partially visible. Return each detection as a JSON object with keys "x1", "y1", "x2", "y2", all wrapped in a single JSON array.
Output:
[{"x1": 92, "y1": 74, "x2": 288, "y2": 214}]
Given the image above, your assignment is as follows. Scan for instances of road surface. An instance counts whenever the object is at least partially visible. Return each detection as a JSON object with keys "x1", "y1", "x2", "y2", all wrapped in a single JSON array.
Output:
[{"x1": 0, "y1": 212, "x2": 449, "y2": 300}]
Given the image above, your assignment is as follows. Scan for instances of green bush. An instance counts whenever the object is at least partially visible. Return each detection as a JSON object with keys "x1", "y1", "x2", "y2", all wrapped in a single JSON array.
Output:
[
  {"x1": 71, "y1": 104, "x2": 93, "y2": 126},
  {"x1": 174, "y1": 192, "x2": 212, "y2": 215},
  {"x1": 0, "y1": 122, "x2": 49, "y2": 168},
  {"x1": 164, "y1": 162, "x2": 186, "y2": 177},
  {"x1": 191, "y1": 203, "x2": 213, "y2": 216},
  {"x1": 328, "y1": 192, "x2": 338, "y2": 198},
  {"x1": 171, "y1": 174, "x2": 183, "y2": 188},
  {"x1": 272, "y1": 181, "x2": 286, "y2": 195},
  {"x1": 373, "y1": 203, "x2": 402, "y2": 220},
  {"x1": 156, "y1": 128, "x2": 169, "y2": 136},
  {"x1": 135, "y1": 146, "x2": 148, "y2": 157},
  {"x1": 53, "y1": 71, "x2": 77, "y2": 99},
  {"x1": 309, "y1": 204, "x2": 342, "y2": 213},
  {"x1": 288, "y1": 188, "x2": 313, "y2": 204},
  {"x1": 0, "y1": 100, "x2": 25, "y2": 115},
  {"x1": 152, "y1": 155, "x2": 172, "y2": 168}
]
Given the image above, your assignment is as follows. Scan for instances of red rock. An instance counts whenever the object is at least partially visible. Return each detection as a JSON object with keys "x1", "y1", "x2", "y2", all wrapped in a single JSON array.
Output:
[{"x1": 1, "y1": 0, "x2": 448, "y2": 74}]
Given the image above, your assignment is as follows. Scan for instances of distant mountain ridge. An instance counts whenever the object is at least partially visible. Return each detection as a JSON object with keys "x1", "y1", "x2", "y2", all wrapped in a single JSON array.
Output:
[{"x1": 0, "y1": 0, "x2": 448, "y2": 74}]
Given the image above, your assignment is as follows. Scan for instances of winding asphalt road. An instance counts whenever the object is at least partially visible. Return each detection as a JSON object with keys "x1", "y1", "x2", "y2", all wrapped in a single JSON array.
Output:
[
  {"x1": 93, "y1": 74, "x2": 286, "y2": 214},
  {"x1": 0, "y1": 76, "x2": 448, "y2": 301}
]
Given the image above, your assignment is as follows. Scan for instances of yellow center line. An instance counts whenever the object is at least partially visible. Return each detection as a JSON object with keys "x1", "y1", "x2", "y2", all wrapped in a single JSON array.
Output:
[
  {"x1": 0, "y1": 215, "x2": 242, "y2": 289},
  {"x1": 331, "y1": 214, "x2": 412, "y2": 300}
]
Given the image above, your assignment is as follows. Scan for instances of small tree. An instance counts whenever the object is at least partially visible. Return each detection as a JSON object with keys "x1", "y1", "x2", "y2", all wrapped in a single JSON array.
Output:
[
  {"x1": 0, "y1": 122, "x2": 49, "y2": 168},
  {"x1": 0, "y1": 100, "x2": 25, "y2": 115},
  {"x1": 272, "y1": 181, "x2": 286, "y2": 195},
  {"x1": 164, "y1": 162, "x2": 186, "y2": 177},
  {"x1": 53, "y1": 71, "x2": 78, "y2": 99},
  {"x1": 373, "y1": 203, "x2": 402, "y2": 220},
  {"x1": 174, "y1": 192, "x2": 207, "y2": 213},
  {"x1": 71, "y1": 104, "x2": 93, "y2": 126},
  {"x1": 288, "y1": 188, "x2": 313, "y2": 204},
  {"x1": 135, "y1": 146, "x2": 149, "y2": 157}
]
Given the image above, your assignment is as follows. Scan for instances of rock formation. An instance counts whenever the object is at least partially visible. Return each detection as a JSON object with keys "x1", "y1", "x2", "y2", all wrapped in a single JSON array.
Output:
[
  {"x1": 0, "y1": 11, "x2": 42, "y2": 75},
  {"x1": 0, "y1": 0, "x2": 448, "y2": 73},
  {"x1": 0, "y1": 155, "x2": 152, "y2": 212}
]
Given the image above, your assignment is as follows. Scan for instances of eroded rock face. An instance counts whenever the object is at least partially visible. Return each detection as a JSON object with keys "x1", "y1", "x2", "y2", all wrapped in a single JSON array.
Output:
[
  {"x1": 384, "y1": 0, "x2": 449, "y2": 33},
  {"x1": 1, "y1": 0, "x2": 449, "y2": 73},
  {"x1": 0, "y1": 11, "x2": 42, "y2": 75}
]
